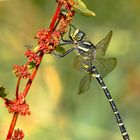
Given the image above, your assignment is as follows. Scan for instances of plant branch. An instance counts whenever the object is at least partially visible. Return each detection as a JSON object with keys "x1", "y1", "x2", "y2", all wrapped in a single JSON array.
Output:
[
  {"x1": 6, "y1": 2, "x2": 63, "y2": 139},
  {"x1": 6, "y1": 112, "x2": 18, "y2": 140},
  {"x1": 16, "y1": 77, "x2": 21, "y2": 99}
]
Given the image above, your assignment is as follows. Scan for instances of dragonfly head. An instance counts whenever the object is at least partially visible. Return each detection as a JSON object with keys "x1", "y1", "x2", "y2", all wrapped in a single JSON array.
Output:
[{"x1": 71, "y1": 29, "x2": 86, "y2": 42}]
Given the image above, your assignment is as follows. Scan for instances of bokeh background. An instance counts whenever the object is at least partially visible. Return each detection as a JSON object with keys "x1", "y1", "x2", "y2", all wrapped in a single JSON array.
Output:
[{"x1": 0, "y1": 0, "x2": 139, "y2": 140}]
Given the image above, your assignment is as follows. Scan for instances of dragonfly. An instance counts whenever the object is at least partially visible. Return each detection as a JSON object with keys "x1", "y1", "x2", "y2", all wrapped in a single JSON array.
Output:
[{"x1": 53, "y1": 24, "x2": 130, "y2": 140}]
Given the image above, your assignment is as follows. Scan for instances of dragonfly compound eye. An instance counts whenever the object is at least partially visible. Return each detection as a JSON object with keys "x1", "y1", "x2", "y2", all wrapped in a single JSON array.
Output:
[{"x1": 72, "y1": 29, "x2": 86, "y2": 41}]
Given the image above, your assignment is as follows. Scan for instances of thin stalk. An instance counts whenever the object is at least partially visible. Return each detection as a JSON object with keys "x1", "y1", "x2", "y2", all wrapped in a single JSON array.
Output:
[
  {"x1": 6, "y1": 113, "x2": 18, "y2": 140},
  {"x1": 23, "y1": 52, "x2": 44, "y2": 97},
  {"x1": 16, "y1": 77, "x2": 21, "y2": 99}
]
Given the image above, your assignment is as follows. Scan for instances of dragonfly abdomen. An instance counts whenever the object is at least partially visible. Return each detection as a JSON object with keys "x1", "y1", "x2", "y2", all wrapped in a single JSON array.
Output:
[{"x1": 91, "y1": 65, "x2": 130, "y2": 140}]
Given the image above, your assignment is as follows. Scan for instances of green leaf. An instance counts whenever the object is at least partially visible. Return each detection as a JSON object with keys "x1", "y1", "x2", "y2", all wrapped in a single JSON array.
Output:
[
  {"x1": 28, "y1": 61, "x2": 36, "y2": 69},
  {"x1": 55, "y1": 46, "x2": 66, "y2": 53},
  {"x1": 0, "y1": 86, "x2": 7, "y2": 98},
  {"x1": 72, "y1": 0, "x2": 96, "y2": 16}
]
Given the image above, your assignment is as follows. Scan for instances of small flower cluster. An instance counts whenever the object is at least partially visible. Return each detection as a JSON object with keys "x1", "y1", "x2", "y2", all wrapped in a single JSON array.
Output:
[
  {"x1": 2, "y1": 0, "x2": 77, "y2": 139},
  {"x1": 5, "y1": 94, "x2": 30, "y2": 116},
  {"x1": 49, "y1": 30, "x2": 61, "y2": 47},
  {"x1": 13, "y1": 64, "x2": 31, "y2": 79},
  {"x1": 13, "y1": 48, "x2": 42, "y2": 78},
  {"x1": 35, "y1": 29, "x2": 61, "y2": 54},
  {"x1": 25, "y1": 49, "x2": 40, "y2": 65},
  {"x1": 58, "y1": 10, "x2": 75, "y2": 34},
  {"x1": 56, "y1": 0, "x2": 75, "y2": 34},
  {"x1": 12, "y1": 129, "x2": 24, "y2": 140}
]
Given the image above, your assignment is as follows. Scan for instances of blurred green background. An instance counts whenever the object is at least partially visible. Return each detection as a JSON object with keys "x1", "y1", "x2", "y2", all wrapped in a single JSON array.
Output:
[{"x1": 0, "y1": 0, "x2": 139, "y2": 140}]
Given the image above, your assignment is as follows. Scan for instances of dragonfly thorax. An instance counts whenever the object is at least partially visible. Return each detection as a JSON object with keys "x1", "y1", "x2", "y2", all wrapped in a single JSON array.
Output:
[
  {"x1": 70, "y1": 28, "x2": 96, "y2": 58},
  {"x1": 76, "y1": 41, "x2": 96, "y2": 58}
]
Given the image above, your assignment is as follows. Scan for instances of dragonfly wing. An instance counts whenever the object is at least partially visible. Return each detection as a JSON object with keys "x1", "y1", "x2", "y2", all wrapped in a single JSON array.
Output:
[
  {"x1": 95, "y1": 31, "x2": 113, "y2": 57},
  {"x1": 73, "y1": 55, "x2": 84, "y2": 71},
  {"x1": 94, "y1": 57, "x2": 117, "y2": 78},
  {"x1": 78, "y1": 73, "x2": 92, "y2": 94}
]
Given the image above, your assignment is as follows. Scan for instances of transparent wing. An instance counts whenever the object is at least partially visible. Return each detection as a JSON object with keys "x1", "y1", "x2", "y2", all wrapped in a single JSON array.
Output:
[
  {"x1": 95, "y1": 31, "x2": 113, "y2": 57},
  {"x1": 94, "y1": 57, "x2": 117, "y2": 78},
  {"x1": 78, "y1": 73, "x2": 92, "y2": 94},
  {"x1": 73, "y1": 55, "x2": 84, "y2": 71}
]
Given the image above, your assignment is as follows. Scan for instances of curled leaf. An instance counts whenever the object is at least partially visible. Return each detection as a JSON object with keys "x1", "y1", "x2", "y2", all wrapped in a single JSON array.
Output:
[{"x1": 72, "y1": 0, "x2": 96, "y2": 16}]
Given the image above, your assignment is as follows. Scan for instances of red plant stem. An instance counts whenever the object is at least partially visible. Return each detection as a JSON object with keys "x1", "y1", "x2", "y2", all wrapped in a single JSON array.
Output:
[
  {"x1": 6, "y1": 2, "x2": 62, "y2": 140},
  {"x1": 16, "y1": 77, "x2": 21, "y2": 99},
  {"x1": 6, "y1": 53, "x2": 44, "y2": 140},
  {"x1": 49, "y1": 3, "x2": 62, "y2": 32},
  {"x1": 23, "y1": 3, "x2": 62, "y2": 97},
  {"x1": 6, "y1": 112, "x2": 18, "y2": 140},
  {"x1": 23, "y1": 53, "x2": 44, "y2": 97}
]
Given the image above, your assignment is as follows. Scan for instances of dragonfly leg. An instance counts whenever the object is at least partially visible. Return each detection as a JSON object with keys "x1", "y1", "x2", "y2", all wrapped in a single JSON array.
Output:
[
  {"x1": 61, "y1": 35, "x2": 73, "y2": 43},
  {"x1": 61, "y1": 24, "x2": 76, "y2": 43},
  {"x1": 91, "y1": 65, "x2": 130, "y2": 140},
  {"x1": 59, "y1": 41, "x2": 73, "y2": 46},
  {"x1": 68, "y1": 24, "x2": 76, "y2": 39},
  {"x1": 61, "y1": 25, "x2": 75, "y2": 43},
  {"x1": 70, "y1": 24, "x2": 76, "y2": 30},
  {"x1": 52, "y1": 47, "x2": 75, "y2": 58}
]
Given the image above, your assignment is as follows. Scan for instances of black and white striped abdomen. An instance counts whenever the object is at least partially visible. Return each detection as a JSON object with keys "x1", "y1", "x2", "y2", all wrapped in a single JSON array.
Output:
[{"x1": 91, "y1": 65, "x2": 130, "y2": 140}]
